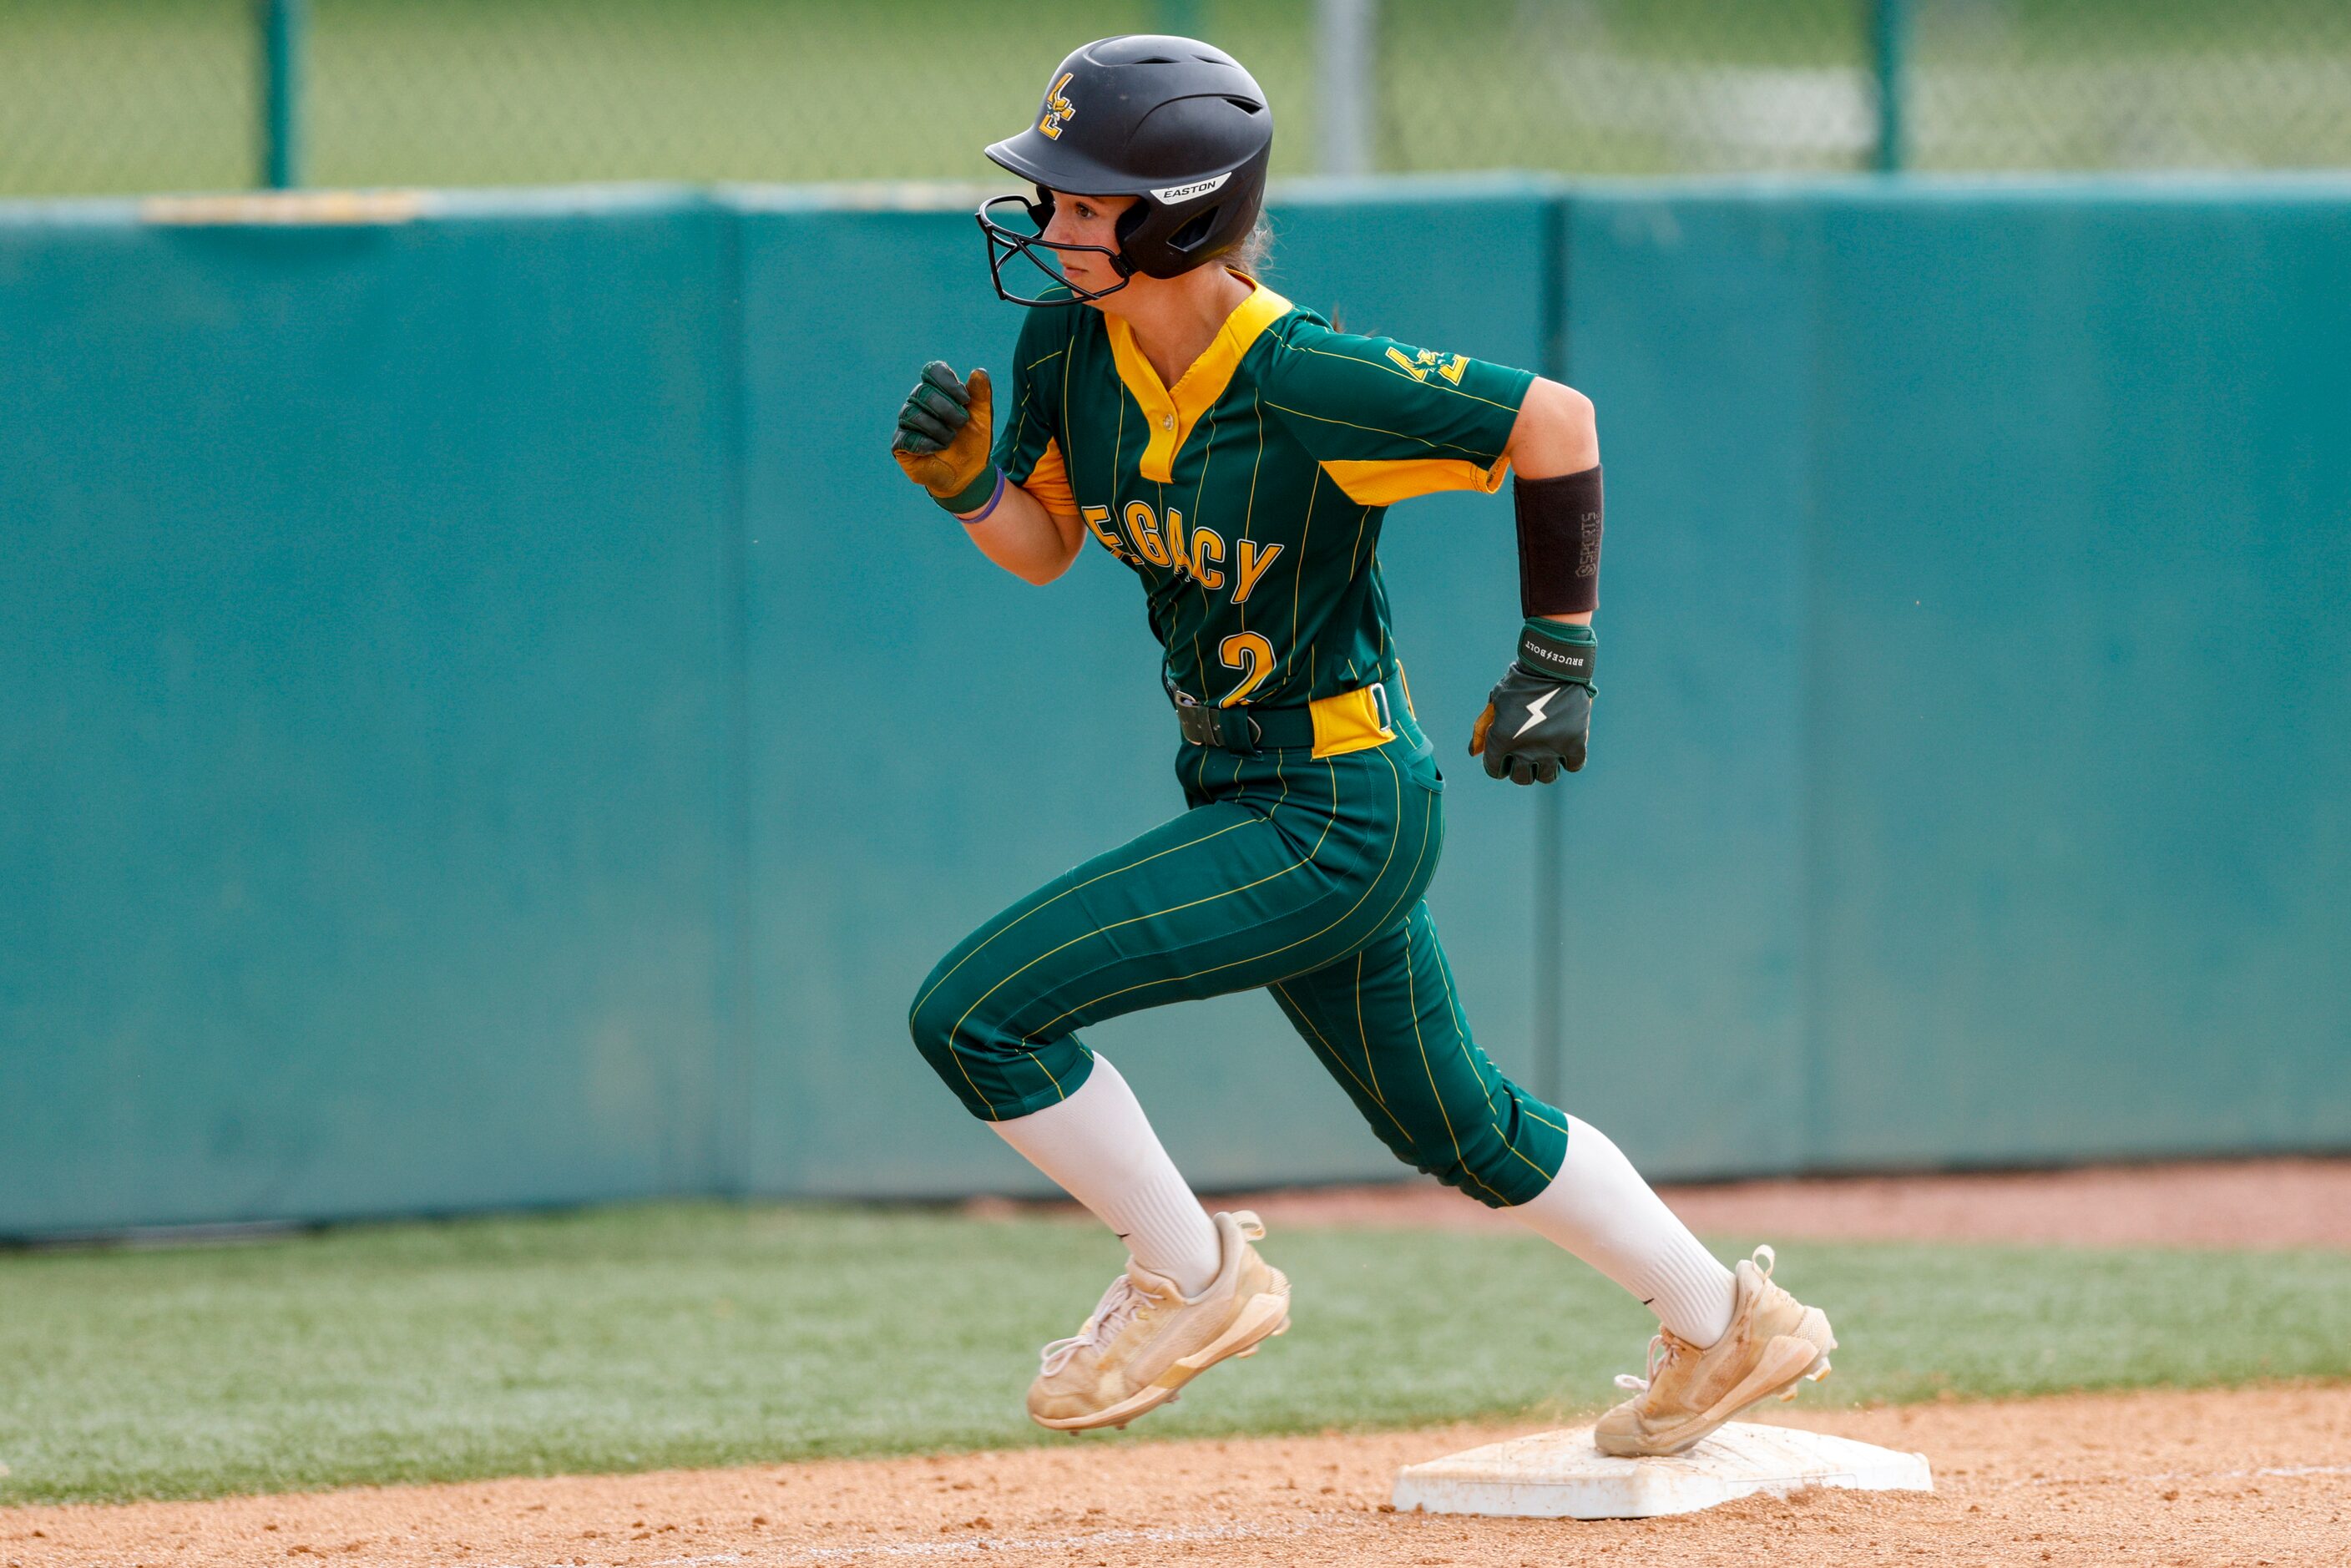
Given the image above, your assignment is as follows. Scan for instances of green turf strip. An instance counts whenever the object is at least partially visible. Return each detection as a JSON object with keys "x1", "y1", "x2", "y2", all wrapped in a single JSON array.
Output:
[
  {"x1": 3, "y1": 1202, "x2": 2347, "y2": 1505},
  {"x1": 8, "y1": 0, "x2": 2351, "y2": 198}
]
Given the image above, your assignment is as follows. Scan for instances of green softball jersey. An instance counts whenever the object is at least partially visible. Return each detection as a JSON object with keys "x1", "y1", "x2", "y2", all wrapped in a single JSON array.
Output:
[{"x1": 991, "y1": 275, "x2": 1535, "y2": 715}]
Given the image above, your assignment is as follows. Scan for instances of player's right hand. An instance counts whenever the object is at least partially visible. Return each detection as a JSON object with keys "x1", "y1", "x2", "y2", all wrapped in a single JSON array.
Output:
[
  {"x1": 1469, "y1": 621, "x2": 1598, "y2": 785},
  {"x1": 1470, "y1": 665, "x2": 1591, "y2": 784},
  {"x1": 892, "y1": 362, "x2": 995, "y2": 507}
]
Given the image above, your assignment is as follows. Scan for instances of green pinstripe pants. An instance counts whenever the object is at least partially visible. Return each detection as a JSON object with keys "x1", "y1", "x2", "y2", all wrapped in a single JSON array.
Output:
[{"x1": 907, "y1": 709, "x2": 1570, "y2": 1208}]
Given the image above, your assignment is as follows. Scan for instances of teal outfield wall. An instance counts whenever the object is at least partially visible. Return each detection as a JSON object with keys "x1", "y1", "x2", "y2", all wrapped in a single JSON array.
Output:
[
  {"x1": 1560, "y1": 182, "x2": 2351, "y2": 1171},
  {"x1": 1, "y1": 191, "x2": 745, "y2": 1230},
  {"x1": 3, "y1": 179, "x2": 2346, "y2": 1234}
]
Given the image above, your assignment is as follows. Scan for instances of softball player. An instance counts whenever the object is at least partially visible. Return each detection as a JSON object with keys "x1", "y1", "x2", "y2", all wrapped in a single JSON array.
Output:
[{"x1": 892, "y1": 36, "x2": 1835, "y2": 1455}]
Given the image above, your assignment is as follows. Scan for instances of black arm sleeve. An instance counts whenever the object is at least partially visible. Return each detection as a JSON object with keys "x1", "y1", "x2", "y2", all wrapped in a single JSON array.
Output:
[{"x1": 1514, "y1": 465, "x2": 1603, "y2": 617}]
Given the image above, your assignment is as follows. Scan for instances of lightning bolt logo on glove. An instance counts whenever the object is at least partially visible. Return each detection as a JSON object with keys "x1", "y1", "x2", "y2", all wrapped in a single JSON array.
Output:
[
  {"x1": 1470, "y1": 621, "x2": 1597, "y2": 787},
  {"x1": 1513, "y1": 685, "x2": 1559, "y2": 739}
]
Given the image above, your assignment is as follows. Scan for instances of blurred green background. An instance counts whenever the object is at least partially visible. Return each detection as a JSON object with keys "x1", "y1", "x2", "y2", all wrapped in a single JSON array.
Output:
[{"x1": 3, "y1": 0, "x2": 2349, "y2": 198}]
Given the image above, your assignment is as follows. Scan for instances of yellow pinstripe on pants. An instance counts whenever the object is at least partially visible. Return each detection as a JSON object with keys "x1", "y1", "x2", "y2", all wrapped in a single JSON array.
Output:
[{"x1": 906, "y1": 709, "x2": 1570, "y2": 1207}]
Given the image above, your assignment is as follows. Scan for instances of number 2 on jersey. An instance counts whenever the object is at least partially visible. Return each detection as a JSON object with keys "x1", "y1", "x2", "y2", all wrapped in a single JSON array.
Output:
[{"x1": 1217, "y1": 631, "x2": 1276, "y2": 707}]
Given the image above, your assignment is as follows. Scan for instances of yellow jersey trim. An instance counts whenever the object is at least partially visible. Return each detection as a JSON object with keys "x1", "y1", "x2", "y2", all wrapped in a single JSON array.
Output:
[
  {"x1": 1317, "y1": 454, "x2": 1512, "y2": 507},
  {"x1": 1106, "y1": 272, "x2": 1296, "y2": 484},
  {"x1": 1308, "y1": 685, "x2": 1396, "y2": 760},
  {"x1": 1018, "y1": 435, "x2": 1076, "y2": 518}
]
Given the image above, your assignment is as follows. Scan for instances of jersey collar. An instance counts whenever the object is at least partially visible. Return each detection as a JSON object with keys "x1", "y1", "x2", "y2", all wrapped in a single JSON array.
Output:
[{"x1": 1105, "y1": 271, "x2": 1294, "y2": 484}]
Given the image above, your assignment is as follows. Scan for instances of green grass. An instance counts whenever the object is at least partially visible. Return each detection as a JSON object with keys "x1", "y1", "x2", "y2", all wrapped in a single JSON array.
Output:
[
  {"x1": 3, "y1": 1201, "x2": 2348, "y2": 1505},
  {"x1": 3, "y1": 0, "x2": 2348, "y2": 197}
]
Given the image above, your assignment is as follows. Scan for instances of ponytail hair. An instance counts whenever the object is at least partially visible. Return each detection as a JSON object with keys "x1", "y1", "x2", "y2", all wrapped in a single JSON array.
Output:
[{"x1": 1229, "y1": 213, "x2": 1274, "y2": 278}]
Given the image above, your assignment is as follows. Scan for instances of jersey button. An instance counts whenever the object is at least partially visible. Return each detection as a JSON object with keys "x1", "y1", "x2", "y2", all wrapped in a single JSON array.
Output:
[{"x1": 1160, "y1": 414, "x2": 1175, "y2": 430}]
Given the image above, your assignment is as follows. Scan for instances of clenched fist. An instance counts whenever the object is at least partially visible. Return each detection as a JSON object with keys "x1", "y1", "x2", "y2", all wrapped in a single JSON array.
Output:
[
  {"x1": 892, "y1": 361, "x2": 998, "y2": 513},
  {"x1": 1469, "y1": 621, "x2": 1597, "y2": 785}
]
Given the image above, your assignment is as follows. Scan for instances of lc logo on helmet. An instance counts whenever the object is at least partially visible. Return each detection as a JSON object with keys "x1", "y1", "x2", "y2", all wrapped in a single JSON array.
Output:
[{"x1": 1038, "y1": 72, "x2": 1077, "y2": 139}]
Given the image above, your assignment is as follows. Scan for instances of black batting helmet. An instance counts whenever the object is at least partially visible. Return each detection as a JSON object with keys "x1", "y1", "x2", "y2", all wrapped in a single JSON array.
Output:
[{"x1": 978, "y1": 35, "x2": 1274, "y2": 306}]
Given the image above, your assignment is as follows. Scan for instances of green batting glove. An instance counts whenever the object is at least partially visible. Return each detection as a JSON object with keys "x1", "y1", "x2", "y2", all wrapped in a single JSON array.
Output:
[
  {"x1": 891, "y1": 361, "x2": 998, "y2": 513},
  {"x1": 1469, "y1": 620, "x2": 1596, "y2": 785}
]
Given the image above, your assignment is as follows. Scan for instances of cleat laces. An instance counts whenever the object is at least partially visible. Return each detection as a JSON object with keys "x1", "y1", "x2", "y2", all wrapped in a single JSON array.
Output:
[
  {"x1": 1039, "y1": 1272, "x2": 1152, "y2": 1376},
  {"x1": 1614, "y1": 1330, "x2": 1689, "y2": 1393},
  {"x1": 1610, "y1": 1247, "x2": 1777, "y2": 1394}
]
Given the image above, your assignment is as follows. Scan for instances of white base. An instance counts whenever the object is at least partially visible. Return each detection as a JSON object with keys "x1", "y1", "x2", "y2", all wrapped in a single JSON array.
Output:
[{"x1": 1392, "y1": 1421, "x2": 1934, "y2": 1520}]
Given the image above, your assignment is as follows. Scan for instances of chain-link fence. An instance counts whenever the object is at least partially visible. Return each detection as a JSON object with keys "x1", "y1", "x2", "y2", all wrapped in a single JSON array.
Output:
[
  {"x1": 4, "y1": 0, "x2": 2348, "y2": 198},
  {"x1": 1379, "y1": 0, "x2": 2351, "y2": 175}
]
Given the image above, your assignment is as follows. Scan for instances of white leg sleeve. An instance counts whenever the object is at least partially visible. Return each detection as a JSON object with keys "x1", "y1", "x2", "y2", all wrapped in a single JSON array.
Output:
[
  {"x1": 1509, "y1": 1115, "x2": 1737, "y2": 1347},
  {"x1": 988, "y1": 1054, "x2": 1222, "y2": 1297}
]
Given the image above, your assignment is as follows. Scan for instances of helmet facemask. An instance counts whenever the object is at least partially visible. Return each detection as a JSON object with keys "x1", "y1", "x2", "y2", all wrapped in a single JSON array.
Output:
[{"x1": 977, "y1": 189, "x2": 1136, "y2": 307}]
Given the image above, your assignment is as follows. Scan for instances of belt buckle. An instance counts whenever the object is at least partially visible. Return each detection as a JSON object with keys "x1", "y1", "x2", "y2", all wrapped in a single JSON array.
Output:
[{"x1": 1178, "y1": 705, "x2": 1219, "y2": 747}]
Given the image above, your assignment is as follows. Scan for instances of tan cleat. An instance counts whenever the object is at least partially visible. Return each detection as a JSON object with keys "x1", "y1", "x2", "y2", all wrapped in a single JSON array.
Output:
[
  {"x1": 1593, "y1": 1244, "x2": 1836, "y2": 1458},
  {"x1": 1026, "y1": 1209, "x2": 1291, "y2": 1433}
]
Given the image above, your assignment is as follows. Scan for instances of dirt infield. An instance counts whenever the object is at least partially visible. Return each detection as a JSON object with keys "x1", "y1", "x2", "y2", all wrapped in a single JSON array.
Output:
[{"x1": 6, "y1": 1384, "x2": 2347, "y2": 1567}]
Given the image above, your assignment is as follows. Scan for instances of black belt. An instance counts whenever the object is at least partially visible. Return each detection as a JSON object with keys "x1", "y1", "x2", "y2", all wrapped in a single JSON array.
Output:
[{"x1": 1174, "y1": 677, "x2": 1395, "y2": 754}]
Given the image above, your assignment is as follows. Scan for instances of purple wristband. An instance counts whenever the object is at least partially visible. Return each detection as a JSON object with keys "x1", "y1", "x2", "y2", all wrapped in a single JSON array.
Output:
[{"x1": 955, "y1": 469, "x2": 1009, "y2": 524}]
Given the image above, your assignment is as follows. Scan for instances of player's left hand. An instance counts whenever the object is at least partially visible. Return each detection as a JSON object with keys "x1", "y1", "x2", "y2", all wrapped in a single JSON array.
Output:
[{"x1": 1469, "y1": 623, "x2": 1597, "y2": 785}]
